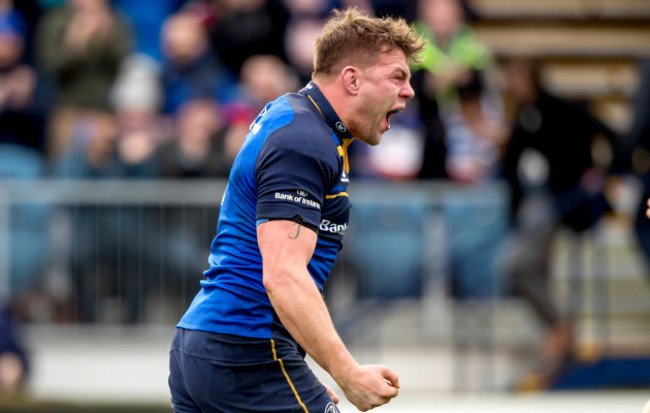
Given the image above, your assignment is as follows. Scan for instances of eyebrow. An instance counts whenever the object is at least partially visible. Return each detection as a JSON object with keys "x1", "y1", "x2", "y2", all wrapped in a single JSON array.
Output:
[{"x1": 395, "y1": 68, "x2": 410, "y2": 81}]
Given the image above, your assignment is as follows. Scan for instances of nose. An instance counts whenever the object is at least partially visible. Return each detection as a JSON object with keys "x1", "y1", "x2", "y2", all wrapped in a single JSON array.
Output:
[{"x1": 401, "y1": 80, "x2": 415, "y2": 100}]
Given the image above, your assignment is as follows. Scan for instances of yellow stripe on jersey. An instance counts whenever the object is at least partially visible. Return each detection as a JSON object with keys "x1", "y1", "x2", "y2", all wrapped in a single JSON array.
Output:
[
  {"x1": 309, "y1": 91, "x2": 353, "y2": 174},
  {"x1": 341, "y1": 138, "x2": 353, "y2": 173},
  {"x1": 326, "y1": 192, "x2": 349, "y2": 199},
  {"x1": 307, "y1": 95, "x2": 325, "y2": 120}
]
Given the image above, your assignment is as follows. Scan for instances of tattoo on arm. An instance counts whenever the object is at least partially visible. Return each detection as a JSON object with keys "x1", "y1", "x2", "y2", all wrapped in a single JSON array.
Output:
[{"x1": 288, "y1": 223, "x2": 301, "y2": 239}]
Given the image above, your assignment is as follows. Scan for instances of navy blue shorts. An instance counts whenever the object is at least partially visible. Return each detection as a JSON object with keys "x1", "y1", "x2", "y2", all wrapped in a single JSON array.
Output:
[{"x1": 169, "y1": 328, "x2": 340, "y2": 413}]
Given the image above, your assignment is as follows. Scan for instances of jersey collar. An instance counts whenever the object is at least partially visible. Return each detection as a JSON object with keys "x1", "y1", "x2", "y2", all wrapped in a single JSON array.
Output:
[{"x1": 298, "y1": 81, "x2": 355, "y2": 143}]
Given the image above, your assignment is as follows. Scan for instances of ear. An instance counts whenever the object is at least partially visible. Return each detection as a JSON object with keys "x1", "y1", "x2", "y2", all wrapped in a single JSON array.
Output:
[{"x1": 341, "y1": 66, "x2": 361, "y2": 96}]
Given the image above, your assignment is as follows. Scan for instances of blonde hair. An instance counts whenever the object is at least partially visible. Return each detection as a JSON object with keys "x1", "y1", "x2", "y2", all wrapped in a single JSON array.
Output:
[{"x1": 313, "y1": 8, "x2": 426, "y2": 77}]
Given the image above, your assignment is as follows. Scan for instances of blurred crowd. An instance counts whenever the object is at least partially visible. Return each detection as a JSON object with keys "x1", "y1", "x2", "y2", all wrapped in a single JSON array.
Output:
[
  {"x1": 0, "y1": 0, "x2": 496, "y2": 185},
  {"x1": 2, "y1": 0, "x2": 650, "y2": 397}
]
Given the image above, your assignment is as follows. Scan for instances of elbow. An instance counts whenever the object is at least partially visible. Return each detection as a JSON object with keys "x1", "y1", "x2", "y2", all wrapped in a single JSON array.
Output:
[
  {"x1": 262, "y1": 265, "x2": 289, "y2": 295},
  {"x1": 263, "y1": 260, "x2": 305, "y2": 296},
  {"x1": 262, "y1": 271, "x2": 276, "y2": 293}
]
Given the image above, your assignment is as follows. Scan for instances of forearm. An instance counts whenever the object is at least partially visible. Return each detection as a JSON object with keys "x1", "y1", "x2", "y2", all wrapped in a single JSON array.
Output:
[
  {"x1": 258, "y1": 221, "x2": 398, "y2": 410},
  {"x1": 265, "y1": 268, "x2": 357, "y2": 385}
]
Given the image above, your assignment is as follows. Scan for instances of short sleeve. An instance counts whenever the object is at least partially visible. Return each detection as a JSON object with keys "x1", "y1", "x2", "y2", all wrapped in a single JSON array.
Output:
[{"x1": 254, "y1": 131, "x2": 337, "y2": 229}]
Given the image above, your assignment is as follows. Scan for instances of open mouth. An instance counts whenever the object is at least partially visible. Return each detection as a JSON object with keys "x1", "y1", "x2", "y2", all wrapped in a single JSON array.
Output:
[{"x1": 385, "y1": 108, "x2": 403, "y2": 128}]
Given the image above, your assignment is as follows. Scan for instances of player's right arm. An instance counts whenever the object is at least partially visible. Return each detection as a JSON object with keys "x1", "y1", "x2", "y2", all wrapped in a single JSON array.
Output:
[{"x1": 258, "y1": 219, "x2": 400, "y2": 411}]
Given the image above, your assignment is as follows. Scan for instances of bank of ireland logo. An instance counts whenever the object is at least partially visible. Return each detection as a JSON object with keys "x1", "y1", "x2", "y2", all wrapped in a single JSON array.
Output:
[
  {"x1": 324, "y1": 402, "x2": 339, "y2": 413},
  {"x1": 297, "y1": 190, "x2": 308, "y2": 197},
  {"x1": 335, "y1": 121, "x2": 347, "y2": 133}
]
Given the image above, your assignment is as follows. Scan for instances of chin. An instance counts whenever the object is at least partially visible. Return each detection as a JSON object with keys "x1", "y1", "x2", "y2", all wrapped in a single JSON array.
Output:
[
  {"x1": 359, "y1": 135, "x2": 381, "y2": 146},
  {"x1": 373, "y1": 131, "x2": 387, "y2": 145},
  {"x1": 353, "y1": 126, "x2": 383, "y2": 145}
]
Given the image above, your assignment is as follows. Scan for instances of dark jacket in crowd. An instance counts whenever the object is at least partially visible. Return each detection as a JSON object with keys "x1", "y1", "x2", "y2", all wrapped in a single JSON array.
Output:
[
  {"x1": 502, "y1": 91, "x2": 621, "y2": 232},
  {"x1": 35, "y1": 4, "x2": 132, "y2": 110}
]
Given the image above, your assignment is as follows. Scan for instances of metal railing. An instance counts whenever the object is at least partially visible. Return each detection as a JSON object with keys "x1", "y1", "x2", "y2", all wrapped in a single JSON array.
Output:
[
  {"x1": 0, "y1": 178, "x2": 509, "y2": 323},
  {"x1": 0, "y1": 179, "x2": 225, "y2": 303}
]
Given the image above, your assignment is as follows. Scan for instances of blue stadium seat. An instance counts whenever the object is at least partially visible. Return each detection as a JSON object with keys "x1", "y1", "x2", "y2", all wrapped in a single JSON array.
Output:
[
  {"x1": 442, "y1": 187, "x2": 508, "y2": 299},
  {"x1": 0, "y1": 144, "x2": 48, "y2": 295},
  {"x1": 0, "y1": 144, "x2": 43, "y2": 178},
  {"x1": 346, "y1": 197, "x2": 428, "y2": 299}
]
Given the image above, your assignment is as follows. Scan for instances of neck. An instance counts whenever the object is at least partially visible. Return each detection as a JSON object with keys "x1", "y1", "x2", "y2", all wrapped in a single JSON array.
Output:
[{"x1": 312, "y1": 76, "x2": 352, "y2": 128}]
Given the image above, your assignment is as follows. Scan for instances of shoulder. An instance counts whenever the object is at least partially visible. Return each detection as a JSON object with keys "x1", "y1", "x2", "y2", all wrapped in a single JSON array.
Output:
[
  {"x1": 253, "y1": 94, "x2": 340, "y2": 180},
  {"x1": 271, "y1": 94, "x2": 337, "y2": 149},
  {"x1": 255, "y1": 93, "x2": 337, "y2": 156}
]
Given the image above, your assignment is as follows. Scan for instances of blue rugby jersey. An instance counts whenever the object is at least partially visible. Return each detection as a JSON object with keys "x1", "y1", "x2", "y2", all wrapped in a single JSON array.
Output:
[{"x1": 177, "y1": 82, "x2": 354, "y2": 339}]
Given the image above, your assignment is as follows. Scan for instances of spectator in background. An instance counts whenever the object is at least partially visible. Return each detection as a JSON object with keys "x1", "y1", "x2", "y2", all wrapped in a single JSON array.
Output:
[
  {"x1": 0, "y1": 0, "x2": 45, "y2": 66},
  {"x1": 53, "y1": 114, "x2": 118, "y2": 178},
  {"x1": 499, "y1": 57, "x2": 620, "y2": 386},
  {"x1": 443, "y1": 71, "x2": 506, "y2": 183},
  {"x1": 0, "y1": 7, "x2": 41, "y2": 396},
  {"x1": 112, "y1": 0, "x2": 188, "y2": 63},
  {"x1": 411, "y1": 0, "x2": 492, "y2": 179},
  {"x1": 34, "y1": 0, "x2": 131, "y2": 158},
  {"x1": 110, "y1": 54, "x2": 166, "y2": 176},
  {"x1": 160, "y1": 11, "x2": 238, "y2": 115},
  {"x1": 353, "y1": 104, "x2": 425, "y2": 180},
  {"x1": 284, "y1": 17, "x2": 324, "y2": 84},
  {"x1": 239, "y1": 54, "x2": 300, "y2": 112},
  {"x1": 0, "y1": 8, "x2": 44, "y2": 153},
  {"x1": 157, "y1": 98, "x2": 230, "y2": 178},
  {"x1": 217, "y1": 54, "x2": 301, "y2": 162},
  {"x1": 206, "y1": 0, "x2": 290, "y2": 76},
  {"x1": 413, "y1": 0, "x2": 489, "y2": 101}
]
